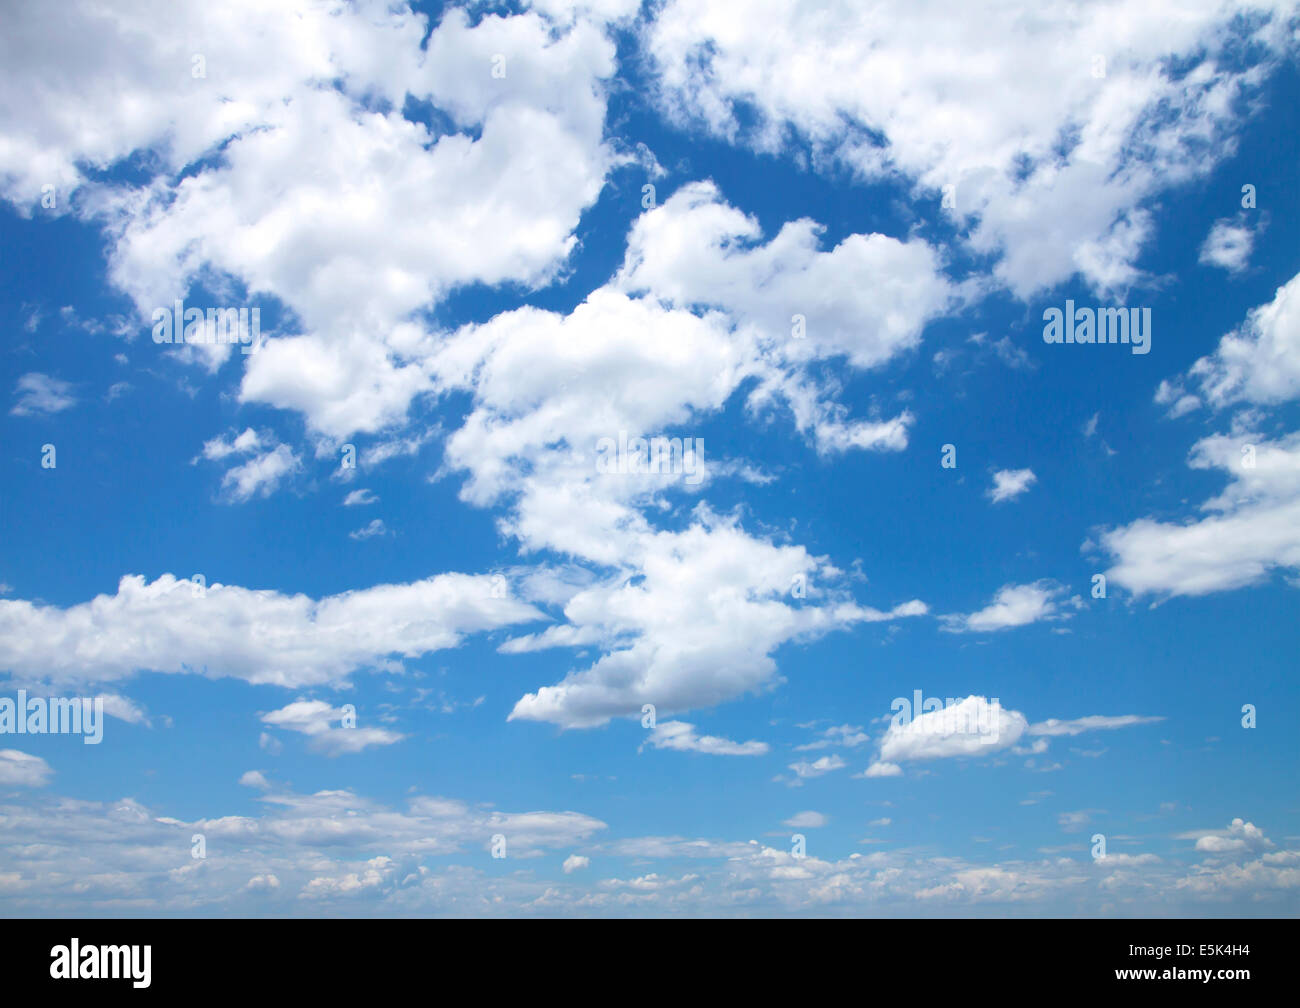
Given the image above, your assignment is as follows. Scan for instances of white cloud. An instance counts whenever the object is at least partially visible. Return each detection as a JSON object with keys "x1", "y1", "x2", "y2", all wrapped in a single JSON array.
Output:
[
  {"x1": 1107, "y1": 274, "x2": 1300, "y2": 598},
  {"x1": 1101, "y1": 429, "x2": 1300, "y2": 597},
  {"x1": 616, "y1": 181, "x2": 954, "y2": 373},
  {"x1": 0, "y1": 1, "x2": 634, "y2": 441},
  {"x1": 783, "y1": 811, "x2": 828, "y2": 829},
  {"x1": 239, "y1": 770, "x2": 272, "y2": 791},
  {"x1": 794, "y1": 724, "x2": 870, "y2": 751},
  {"x1": 196, "y1": 428, "x2": 300, "y2": 502},
  {"x1": 1186, "y1": 269, "x2": 1300, "y2": 409},
  {"x1": 343, "y1": 489, "x2": 378, "y2": 507},
  {"x1": 10, "y1": 373, "x2": 75, "y2": 417},
  {"x1": 942, "y1": 581, "x2": 1069, "y2": 632},
  {"x1": 1189, "y1": 818, "x2": 1273, "y2": 855},
  {"x1": 642, "y1": 0, "x2": 1293, "y2": 298},
  {"x1": 1058, "y1": 810, "x2": 1097, "y2": 833},
  {"x1": 988, "y1": 468, "x2": 1036, "y2": 503},
  {"x1": 0, "y1": 750, "x2": 51, "y2": 788},
  {"x1": 0, "y1": 572, "x2": 544, "y2": 690},
  {"x1": 1028, "y1": 715, "x2": 1163, "y2": 737},
  {"x1": 643, "y1": 720, "x2": 769, "y2": 756},
  {"x1": 349, "y1": 519, "x2": 390, "y2": 541},
  {"x1": 98, "y1": 694, "x2": 151, "y2": 727},
  {"x1": 261, "y1": 700, "x2": 402, "y2": 757},
  {"x1": 878, "y1": 697, "x2": 1027, "y2": 762},
  {"x1": 562, "y1": 854, "x2": 590, "y2": 874},
  {"x1": 220, "y1": 444, "x2": 301, "y2": 503},
  {"x1": 788, "y1": 755, "x2": 846, "y2": 780},
  {"x1": 1199, "y1": 217, "x2": 1254, "y2": 273},
  {"x1": 0, "y1": 781, "x2": 1291, "y2": 914},
  {"x1": 200, "y1": 428, "x2": 262, "y2": 461},
  {"x1": 868, "y1": 697, "x2": 1161, "y2": 771},
  {"x1": 505, "y1": 512, "x2": 928, "y2": 728}
]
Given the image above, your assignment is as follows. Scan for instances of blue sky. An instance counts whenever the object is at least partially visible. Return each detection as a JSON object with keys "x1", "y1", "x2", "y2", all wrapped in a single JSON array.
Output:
[{"x1": 0, "y1": 0, "x2": 1298, "y2": 916}]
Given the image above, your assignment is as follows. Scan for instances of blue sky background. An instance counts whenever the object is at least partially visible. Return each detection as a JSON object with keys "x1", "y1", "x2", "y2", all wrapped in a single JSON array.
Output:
[{"x1": 1, "y1": 0, "x2": 1298, "y2": 916}]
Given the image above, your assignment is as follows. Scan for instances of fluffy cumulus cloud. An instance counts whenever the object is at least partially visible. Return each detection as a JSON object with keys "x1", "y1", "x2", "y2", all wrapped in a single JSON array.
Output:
[
  {"x1": 1103, "y1": 271, "x2": 1300, "y2": 598},
  {"x1": 863, "y1": 696, "x2": 1162, "y2": 773},
  {"x1": 941, "y1": 581, "x2": 1074, "y2": 632},
  {"x1": 988, "y1": 468, "x2": 1036, "y2": 503},
  {"x1": 0, "y1": 0, "x2": 631, "y2": 439},
  {"x1": 642, "y1": 0, "x2": 1295, "y2": 298},
  {"x1": 260, "y1": 700, "x2": 403, "y2": 757},
  {"x1": 0, "y1": 572, "x2": 544, "y2": 690},
  {"x1": 615, "y1": 181, "x2": 954, "y2": 375},
  {"x1": 1188, "y1": 817, "x2": 1273, "y2": 855},
  {"x1": 1102, "y1": 428, "x2": 1300, "y2": 597},
  {"x1": 199, "y1": 428, "x2": 302, "y2": 502},
  {"x1": 643, "y1": 720, "x2": 769, "y2": 757},
  {"x1": 1186, "y1": 269, "x2": 1300, "y2": 410},
  {"x1": 879, "y1": 697, "x2": 1028, "y2": 762},
  {"x1": 0, "y1": 750, "x2": 52, "y2": 789},
  {"x1": 425, "y1": 184, "x2": 941, "y2": 729},
  {"x1": 0, "y1": 0, "x2": 940, "y2": 743},
  {"x1": 2, "y1": 0, "x2": 1296, "y2": 919},
  {"x1": 1199, "y1": 216, "x2": 1255, "y2": 273},
  {"x1": 504, "y1": 515, "x2": 928, "y2": 728}
]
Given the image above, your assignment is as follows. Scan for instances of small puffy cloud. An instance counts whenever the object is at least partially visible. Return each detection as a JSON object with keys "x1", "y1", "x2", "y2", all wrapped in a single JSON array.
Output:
[
  {"x1": 239, "y1": 770, "x2": 272, "y2": 791},
  {"x1": 221, "y1": 444, "x2": 301, "y2": 503},
  {"x1": 1190, "y1": 818, "x2": 1273, "y2": 855},
  {"x1": 788, "y1": 755, "x2": 846, "y2": 780},
  {"x1": 0, "y1": 749, "x2": 52, "y2": 788},
  {"x1": 260, "y1": 700, "x2": 402, "y2": 757},
  {"x1": 245, "y1": 874, "x2": 281, "y2": 892},
  {"x1": 644, "y1": 720, "x2": 769, "y2": 756},
  {"x1": 988, "y1": 468, "x2": 1036, "y2": 503},
  {"x1": 859, "y1": 761, "x2": 902, "y2": 778},
  {"x1": 1199, "y1": 217, "x2": 1253, "y2": 274},
  {"x1": 200, "y1": 428, "x2": 262, "y2": 461},
  {"x1": 343, "y1": 488, "x2": 378, "y2": 507},
  {"x1": 942, "y1": 581, "x2": 1069, "y2": 632},
  {"x1": 10, "y1": 373, "x2": 75, "y2": 416},
  {"x1": 870, "y1": 697, "x2": 1163, "y2": 772},
  {"x1": 562, "y1": 854, "x2": 590, "y2": 874},
  {"x1": 198, "y1": 428, "x2": 300, "y2": 503},
  {"x1": 878, "y1": 697, "x2": 1027, "y2": 763},
  {"x1": 783, "y1": 811, "x2": 828, "y2": 829}
]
